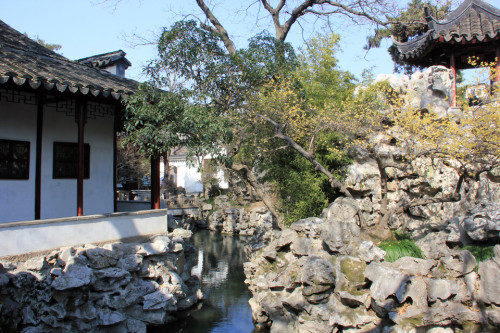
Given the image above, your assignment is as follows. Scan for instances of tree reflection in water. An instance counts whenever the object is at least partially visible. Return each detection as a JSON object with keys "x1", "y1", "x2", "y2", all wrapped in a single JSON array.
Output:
[{"x1": 149, "y1": 230, "x2": 267, "y2": 333}]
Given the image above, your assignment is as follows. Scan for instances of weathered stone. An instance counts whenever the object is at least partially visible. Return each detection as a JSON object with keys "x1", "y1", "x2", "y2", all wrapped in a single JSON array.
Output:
[
  {"x1": 66, "y1": 303, "x2": 97, "y2": 321},
  {"x1": 391, "y1": 257, "x2": 436, "y2": 276},
  {"x1": 22, "y1": 306, "x2": 38, "y2": 325},
  {"x1": 276, "y1": 229, "x2": 297, "y2": 250},
  {"x1": 138, "y1": 238, "x2": 170, "y2": 256},
  {"x1": 290, "y1": 217, "x2": 324, "y2": 238},
  {"x1": 337, "y1": 289, "x2": 371, "y2": 308},
  {"x1": 416, "y1": 231, "x2": 451, "y2": 259},
  {"x1": 172, "y1": 243, "x2": 184, "y2": 253},
  {"x1": 93, "y1": 268, "x2": 132, "y2": 291},
  {"x1": 300, "y1": 257, "x2": 335, "y2": 286},
  {"x1": 441, "y1": 250, "x2": 477, "y2": 277},
  {"x1": 169, "y1": 228, "x2": 193, "y2": 239},
  {"x1": 427, "y1": 279, "x2": 458, "y2": 302},
  {"x1": 322, "y1": 197, "x2": 360, "y2": 222},
  {"x1": 50, "y1": 267, "x2": 62, "y2": 276},
  {"x1": 340, "y1": 256, "x2": 367, "y2": 284},
  {"x1": 142, "y1": 288, "x2": 176, "y2": 311},
  {"x1": 291, "y1": 237, "x2": 311, "y2": 256},
  {"x1": 126, "y1": 318, "x2": 147, "y2": 333},
  {"x1": 108, "y1": 280, "x2": 158, "y2": 309},
  {"x1": 0, "y1": 272, "x2": 10, "y2": 287},
  {"x1": 365, "y1": 262, "x2": 409, "y2": 302},
  {"x1": 463, "y1": 203, "x2": 500, "y2": 242},
  {"x1": 23, "y1": 257, "x2": 47, "y2": 271},
  {"x1": 51, "y1": 263, "x2": 93, "y2": 290},
  {"x1": 425, "y1": 328, "x2": 454, "y2": 333},
  {"x1": 282, "y1": 287, "x2": 312, "y2": 314},
  {"x1": 357, "y1": 241, "x2": 385, "y2": 263},
  {"x1": 117, "y1": 254, "x2": 142, "y2": 272},
  {"x1": 478, "y1": 258, "x2": 500, "y2": 306},
  {"x1": 98, "y1": 309, "x2": 126, "y2": 326},
  {"x1": 262, "y1": 248, "x2": 278, "y2": 261},
  {"x1": 86, "y1": 247, "x2": 119, "y2": 269},
  {"x1": 320, "y1": 219, "x2": 360, "y2": 253}
]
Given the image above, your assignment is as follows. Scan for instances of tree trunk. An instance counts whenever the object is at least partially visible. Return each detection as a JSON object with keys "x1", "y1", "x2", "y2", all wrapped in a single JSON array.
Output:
[{"x1": 229, "y1": 163, "x2": 283, "y2": 227}]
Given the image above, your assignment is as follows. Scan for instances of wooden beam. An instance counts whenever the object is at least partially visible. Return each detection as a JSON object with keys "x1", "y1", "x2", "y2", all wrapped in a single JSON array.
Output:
[
  {"x1": 151, "y1": 155, "x2": 161, "y2": 209},
  {"x1": 75, "y1": 99, "x2": 87, "y2": 216},
  {"x1": 35, "y1": 95, "x2": 44, "y2": 220}
]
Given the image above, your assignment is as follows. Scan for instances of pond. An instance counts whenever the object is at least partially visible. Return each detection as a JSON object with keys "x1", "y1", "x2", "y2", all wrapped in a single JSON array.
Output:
[{"x1": 149, "y1": 230, "x2": 267, "y2": 333}]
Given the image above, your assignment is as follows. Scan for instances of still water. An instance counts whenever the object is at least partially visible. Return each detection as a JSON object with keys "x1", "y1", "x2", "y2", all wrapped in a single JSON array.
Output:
[{"x1": 149, "y1": 230, "x2": 266, "y2": 333}]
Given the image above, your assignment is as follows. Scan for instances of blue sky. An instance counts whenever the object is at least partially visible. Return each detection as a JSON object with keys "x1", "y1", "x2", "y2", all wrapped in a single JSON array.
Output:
[{"x1": 3, "y1": 0, "x2": 396, "y2": 82}]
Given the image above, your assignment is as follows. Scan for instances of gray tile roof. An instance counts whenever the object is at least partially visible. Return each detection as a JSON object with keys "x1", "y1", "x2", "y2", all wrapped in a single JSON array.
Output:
[
  {"x1": 395, "y1": 0, "x2": 500, "y2": 64},
  {"x1": 77, "y1": 50, "x2": 132, "y2": 69},
  {"x1": 0, "y1": 19, "x2": 138, "y2": 100}
]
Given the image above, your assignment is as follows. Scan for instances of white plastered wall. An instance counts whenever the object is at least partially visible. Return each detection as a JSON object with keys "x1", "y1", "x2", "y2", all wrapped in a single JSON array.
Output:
[
  {"x1": 41, "y1": 104, "x2": 114, "y2": 219},
  {"x1": 168, "y1": 160, "x2": 203, "y2": 193},
  {"x1": 0, "y1": 94, "x2": 115, "y2": 223},
  {"x1": 0, "y1": 99, "x2": 37, "y2": 222}
]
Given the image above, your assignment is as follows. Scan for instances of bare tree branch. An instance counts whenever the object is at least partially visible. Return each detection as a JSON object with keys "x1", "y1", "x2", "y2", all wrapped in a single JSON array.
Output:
[{"x1": 195, "y1": 0, "x2": 237, "y2": 54}]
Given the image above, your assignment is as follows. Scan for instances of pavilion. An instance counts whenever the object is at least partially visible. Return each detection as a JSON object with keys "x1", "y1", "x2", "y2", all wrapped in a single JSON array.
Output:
[
  {"x1": 394, "y1": 0, "x2": 500, "y2": 106},
  {"x1": 0, "y1": 19, "x2": 138, "y2": 222}
]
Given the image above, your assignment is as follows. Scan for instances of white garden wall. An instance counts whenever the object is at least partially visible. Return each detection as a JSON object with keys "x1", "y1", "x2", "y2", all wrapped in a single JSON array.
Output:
[
  {"x1": 0, "y1": 99, "x2": 37, "y2": 222},
  {"x1": 0, "y1": 209, "x2": 168, "y2": 257}
]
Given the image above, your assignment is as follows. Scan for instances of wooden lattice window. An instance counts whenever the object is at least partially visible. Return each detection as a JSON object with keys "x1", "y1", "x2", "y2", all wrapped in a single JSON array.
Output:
[
  {"x1": 53, "y1": 142, "x2": 90, "y2": 179},
  {"x1": 0, "y1": 139, "x2": 30, "y2": 179}
]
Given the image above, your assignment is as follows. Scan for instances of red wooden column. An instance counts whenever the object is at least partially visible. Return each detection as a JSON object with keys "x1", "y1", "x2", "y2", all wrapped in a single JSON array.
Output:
[
  {"x1": 151, "y1": 154, "x2": 161, "y2": 209},
  {"x1": 35, "y1": 95, "x2": 44, "y2": 219},
  {"x1": 495, "y1": 47, "x2": 500, "y2": 88},
  {"x1": 76, "y1": 99, "x2": 87, "y2": 216},
  {"x1": 113, "y1": 106, "x2": 119, "y2": 213},
  {"x1": 450, "y1": 52, "x2": 457, "y2": 107}
]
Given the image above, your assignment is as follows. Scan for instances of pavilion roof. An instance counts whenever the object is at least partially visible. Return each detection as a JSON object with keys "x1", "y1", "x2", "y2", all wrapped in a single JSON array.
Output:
[
  {"x1": 77, "y1": 50, "x2": 132, "y2": 70},
  {"x1": 0, "y1": 20, "x2": 138, "y2": 101},
  {"x1": 394, "y1": 0, "x2": 500, "y2": 68}
]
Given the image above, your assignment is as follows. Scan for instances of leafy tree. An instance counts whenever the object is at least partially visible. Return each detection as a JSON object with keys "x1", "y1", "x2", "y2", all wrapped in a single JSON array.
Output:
[{"x1": 27, "y1": 34, "x2": 62, "y2": 52}]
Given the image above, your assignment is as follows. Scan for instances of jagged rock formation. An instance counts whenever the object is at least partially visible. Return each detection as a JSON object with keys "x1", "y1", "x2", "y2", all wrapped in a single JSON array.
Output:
[
  {"x1": 208, "y1": 198, "x2": 276, "y2": 236},
  {"x1": 0, "y1": 231, "x2": 202, "y2": 332},
  {"x1": 343, "y1": 66, "x2": 500, "y2": 237},
  {"x1": 244, "y1": 214, "x2": 500, "y2": 332}
]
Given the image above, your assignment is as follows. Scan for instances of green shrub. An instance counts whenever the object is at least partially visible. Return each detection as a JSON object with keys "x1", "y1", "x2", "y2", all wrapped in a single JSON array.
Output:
[
  {"x1": 379, "y1": 239, "x2": 423, "y2": 263},
  {"x1": 463, "y1": 245, "x2": 495, "y2": 263}
]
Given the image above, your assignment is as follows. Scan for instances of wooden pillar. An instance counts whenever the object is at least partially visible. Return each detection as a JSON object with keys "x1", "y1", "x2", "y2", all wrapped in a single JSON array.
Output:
[
  {"x1": 151, "y1": 154, "x2": 161, "y2": 209},
  {"x1": 495, "y1": 47, "x2": 500, "y2": 88},
  {"x1": 113, "y1": 106, "x2": 118, "y2": 213},
  {"x1": 35, "y1": 95, "x2": 44, "y2": 219},
  {"x1": 450, "y1": 52, "x2": 457, "y2": 107},
  {"x1": 76, "y1": 99, "x2": 87, "y2": 216}
]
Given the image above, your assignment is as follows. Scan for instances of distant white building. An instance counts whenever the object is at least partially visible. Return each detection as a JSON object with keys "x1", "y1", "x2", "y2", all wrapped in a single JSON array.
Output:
[{"x1": 165, "y1": 146, "x2": 228, "y2": 194}]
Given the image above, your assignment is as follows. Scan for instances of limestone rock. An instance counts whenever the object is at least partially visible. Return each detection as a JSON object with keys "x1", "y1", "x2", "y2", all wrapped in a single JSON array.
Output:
[
  {"x1": 364, "y1": 262, "x2": 409, "y2": 303},
  {"x1": 320, "y1": 219, "x2": 360, "y2": 253},
  {"x1": 98, "y1": 309, "x2": 126, "y2": 326},
  {"x1": 51, "y1": 263, "x2": 93, "y2": 290},
  {"x1": 416, "y1": 231, "x2": 451, "y2": 259},
  {"x1": 356, "y1": 241, "x2": 385, "y2": 263},
  {"x1": 86, "y1": 247, "x2": 119, "y2": 269},
  {"x1": 142, "y1": 288, "x2": 176, "y2": 311},
  {"x1": 478, "y1": 258, "x2": 500, "y2": 306}
]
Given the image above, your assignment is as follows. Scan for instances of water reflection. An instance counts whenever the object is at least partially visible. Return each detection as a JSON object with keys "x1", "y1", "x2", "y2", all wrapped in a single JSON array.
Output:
[{"x1": 149, "y1": 230, "x2": 266, "y2": 333}]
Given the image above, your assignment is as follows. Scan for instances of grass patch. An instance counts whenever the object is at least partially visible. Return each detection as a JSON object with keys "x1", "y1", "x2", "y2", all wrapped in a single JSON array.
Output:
[
  {"x1": 463, "y1": 245, "x2": 495, "y2": 263},
  {"x1": 379, "y1": 239, "x2": 423, "y2": 263}
]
